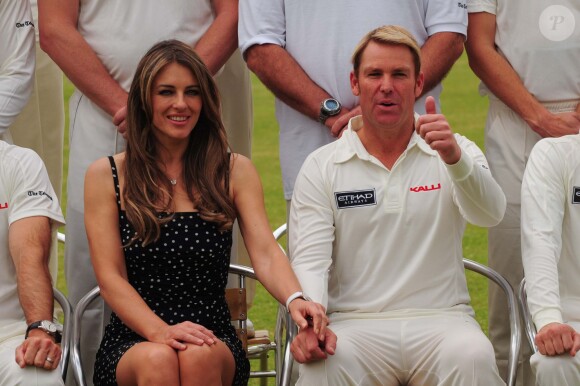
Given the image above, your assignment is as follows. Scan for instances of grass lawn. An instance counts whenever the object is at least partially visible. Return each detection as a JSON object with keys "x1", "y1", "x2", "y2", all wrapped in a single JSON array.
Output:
[{"x1": 57, "y1": 53, "x2": 494, "y2": 384}]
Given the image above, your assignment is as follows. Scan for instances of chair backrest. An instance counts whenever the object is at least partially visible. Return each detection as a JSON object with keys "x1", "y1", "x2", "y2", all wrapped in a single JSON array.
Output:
[
  {"x1": 275, "y1": 224, "x2": 522, "y2": 386},
  {"x1": 462, "y1": 258, "x2": 521, "y2": 386},
  {"x1": 53, "y1": 287, "x2": 72, "y2": 381},
  {"x1": 518, "y1": 278, "x2": 538, "y2": 353}
]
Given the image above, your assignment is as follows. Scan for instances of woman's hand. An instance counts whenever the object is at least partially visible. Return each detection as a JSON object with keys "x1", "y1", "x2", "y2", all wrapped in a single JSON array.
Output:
[
  {"x1": 151, "y1": 321, "x2": 218, "y2": 350},
  {"x1": 289, "y1": 299, "x2": 329, "y2": 341}
]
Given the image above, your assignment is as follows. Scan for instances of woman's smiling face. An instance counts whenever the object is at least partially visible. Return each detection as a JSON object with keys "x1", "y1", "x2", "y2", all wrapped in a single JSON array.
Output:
[{"x1": 151, "y1": 62, "x2": 202, "y2": 143}]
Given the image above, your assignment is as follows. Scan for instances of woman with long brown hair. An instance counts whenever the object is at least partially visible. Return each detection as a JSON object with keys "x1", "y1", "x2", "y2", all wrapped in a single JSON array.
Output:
[{"x1": 84, "y1": 40, "x2": 326, "y2": 386}]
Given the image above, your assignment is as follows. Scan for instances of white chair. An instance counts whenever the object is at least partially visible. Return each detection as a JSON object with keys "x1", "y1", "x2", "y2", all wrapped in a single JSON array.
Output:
[
  {"x1": 518, "y1": 278, "x2": 538, "y2": 353},
  {"x1": 274, "y1": 223, "x2": 522, "y2": 386}
]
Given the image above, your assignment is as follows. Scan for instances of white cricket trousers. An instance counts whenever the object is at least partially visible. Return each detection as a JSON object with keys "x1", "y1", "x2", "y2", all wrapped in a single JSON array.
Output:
[{"x1": 296, "y1": 313, "x2": 504, "y2": 386}]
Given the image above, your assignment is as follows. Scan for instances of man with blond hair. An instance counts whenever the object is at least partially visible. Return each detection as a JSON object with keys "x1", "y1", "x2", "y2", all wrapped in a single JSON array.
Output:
[
  {"x1": 289, "y1": 25, "x2": 506, "y2": 385},
  {"x1": 239, "y1": 0, "x2": 467, "y2": 218}
]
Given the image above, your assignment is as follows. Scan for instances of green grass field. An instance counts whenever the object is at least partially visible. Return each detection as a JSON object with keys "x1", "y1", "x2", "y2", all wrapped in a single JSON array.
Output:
[{"x1": 57, "y1": 53, "x2": 493, "y2": 384}]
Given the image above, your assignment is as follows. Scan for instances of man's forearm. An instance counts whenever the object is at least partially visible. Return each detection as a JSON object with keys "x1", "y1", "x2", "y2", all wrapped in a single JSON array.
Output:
[
  {"x1": 9, "y1": 217, "x2": 54, "y2": 323},
  {"x1": 419, "y1": 32, "x2": 464, "y2": 97},
  {"x1": 245, "y1": 44, "x2": 334, "y2": 123},
  {"x1": 466, "y1": 12, "x2": 546, "y2": 129},
  {"x1": 39, "y1": 0, "x2": 127, "y2": 117},
  {"x1": 194, "y1": 0, "x2": 238, "y2": 75}
]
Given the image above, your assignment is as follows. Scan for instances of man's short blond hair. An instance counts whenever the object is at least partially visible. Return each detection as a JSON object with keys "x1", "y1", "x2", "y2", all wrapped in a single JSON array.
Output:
[{"x1": 352, "y1": 25, "x2": 421, "y2": 76}]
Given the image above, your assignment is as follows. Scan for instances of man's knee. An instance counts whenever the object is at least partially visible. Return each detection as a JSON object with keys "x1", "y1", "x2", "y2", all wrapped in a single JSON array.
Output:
[
  {"x1": 438, "y1": 327, "x2": 499, "y2": 376},
  {"x1": 0, "y1": 362, "x2": 64, "y2": 386},
  {"x1": 531, "y1": 352, "x2": 580, "y2": 386},
  {"x1": 298, "y1": 329, "x2": 395, "y2": 385}
]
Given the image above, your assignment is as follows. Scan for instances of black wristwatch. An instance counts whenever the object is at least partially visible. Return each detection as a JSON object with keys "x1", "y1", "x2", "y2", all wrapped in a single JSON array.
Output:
[
  {"x1": 25, "y1": 320, "x2": 63, "y2": 343},
  {"x1": 318, "y1": 98, "x2": 342, "y2": 124}
]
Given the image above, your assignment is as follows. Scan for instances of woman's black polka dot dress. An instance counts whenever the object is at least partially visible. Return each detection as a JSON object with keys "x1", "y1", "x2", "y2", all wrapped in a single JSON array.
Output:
[{"x1": 93, "y1": 157, "x2": 249, "y2": 385}]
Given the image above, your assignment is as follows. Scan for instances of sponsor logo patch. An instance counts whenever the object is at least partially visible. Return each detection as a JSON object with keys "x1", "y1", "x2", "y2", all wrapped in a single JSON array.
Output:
[
  {"x1": 27, "y1": 190, "x2": 53, "y2": 201},
  {"x1": 0, "y1": 203, "x2": 7, "y2": 210},
  {"x1": 572, "y1": 187, "x2": 580, "y2": 204},
  {"x1": 335, "y1": 189, "x2": 376, "y2": 209},
  {"x1": 409, "y1": 183, "x2": 441, "y2": 193}
]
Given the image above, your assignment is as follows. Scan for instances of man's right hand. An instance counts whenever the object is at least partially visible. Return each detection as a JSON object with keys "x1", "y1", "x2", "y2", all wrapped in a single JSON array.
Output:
[
  {"x1": 113, "y1": 105, "x2": 128, "y2": 138},
  {"x1": 535, "y1": 322, "x2": 580, "y2": 356},
  {"x1": 328, "y1": 106, "x2": 361, "y2": 138},
  {"x1": 290, "y1": 326, "x2": 337, "y2": 363},
  {"x1": 530, "y1": 109, "x2": 580, "y2": 138},
  {"x1": 15, "y1": 331, "x2": 61, "y2": 371}
]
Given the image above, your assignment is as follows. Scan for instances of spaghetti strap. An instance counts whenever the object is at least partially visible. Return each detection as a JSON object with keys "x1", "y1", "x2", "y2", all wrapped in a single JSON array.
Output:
[{"x1": 107, "y1": 156, "x2": 122, "y2": 212}]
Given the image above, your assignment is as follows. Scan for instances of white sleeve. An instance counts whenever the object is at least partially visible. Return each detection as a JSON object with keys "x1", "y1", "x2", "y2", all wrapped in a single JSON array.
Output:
[
  {"x1": 467, "y1": 0, "x2": 497, "y2": 14},
  {"x1": 445, "y1": 134, "x2": 506, "y2": 227},
  {"x1": 288, "y1": 155, "x2": 334, "y2": 309},
  {"x1": 7, "y1": 147, "x2": 64, "y2": 227},
  {"x1": 425, "y1": 0, "x2": 468, "y2": 36},
  {"x1": 238, "y1": 0, "x2": 286, "y2": 55},
  {"x1": 0, "y1": 0, "x2": 35, "y2": 134},
  {"x1": 521, "y1": 140, "x2": 565, "y2": 331}
]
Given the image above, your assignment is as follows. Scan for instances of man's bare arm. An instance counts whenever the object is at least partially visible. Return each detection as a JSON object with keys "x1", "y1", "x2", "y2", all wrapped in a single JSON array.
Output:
[
  {"x1": 245, "y1": 44, "x2": 351, "y2": 131},
  {"x1": 466, "y1": 12, "x2": 580, "y2": 137},
  {"x1": 39, "y1": 0, "x2": 127, "y2": 118},
  {"x1": 10, "y1": 216, "x2": 61, "y2": 370},
  {"x1": 194, "y1": 0, "x2": 239, "y2": 75},
  {"x1": 419, "y1": 32, "x2": 464, "y2": 97}
]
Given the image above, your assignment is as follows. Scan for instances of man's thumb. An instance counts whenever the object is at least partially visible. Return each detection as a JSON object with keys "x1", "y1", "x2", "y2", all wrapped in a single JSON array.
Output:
[{"x1": 425, "y1": 96, "x2": 437, "y2": 115}]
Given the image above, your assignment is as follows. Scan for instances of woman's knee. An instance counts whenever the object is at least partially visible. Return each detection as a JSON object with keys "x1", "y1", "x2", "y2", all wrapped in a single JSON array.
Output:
[
  {"x1": 117, "y1": 343, "x2": 179, "y2": 385},
  {"x1": 178, "y1": 342, "x2": 233, "y2": 367},
  {"x1": 177, "y1": 342, "x2": 235, "y2": 384}
]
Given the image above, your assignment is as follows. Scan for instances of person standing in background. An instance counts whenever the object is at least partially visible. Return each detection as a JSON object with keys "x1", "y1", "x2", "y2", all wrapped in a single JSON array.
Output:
[
  {"x1": 466, "y1": 2, "x2": 580, "y2": 385},
  {"x1": 39, "y1": 1, "x2": 253, "y2": 384},
  {"x1": 0, "y1": 0, "x2": 35, "y2": 143},
  {"x1": 9, "y1": 0, "x2": 65, "y2": 284},
  {"x1": 238, "y1": 0, "x2": 467, "y2": 215}
]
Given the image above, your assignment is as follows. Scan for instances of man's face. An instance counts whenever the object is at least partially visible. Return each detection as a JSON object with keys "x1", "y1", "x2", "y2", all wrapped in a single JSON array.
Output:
[{"x1": 350, "y1": 41, "x2": 424, "y2": 133}]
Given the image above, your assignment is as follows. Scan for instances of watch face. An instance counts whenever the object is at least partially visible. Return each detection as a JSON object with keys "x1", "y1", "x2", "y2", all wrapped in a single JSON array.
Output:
[
  {"x1": 41, "y1": 321, "x2": 57, "y2": 333},
  {"x1": 324, "y1": 99, "x2": 339, "y2": 111}
]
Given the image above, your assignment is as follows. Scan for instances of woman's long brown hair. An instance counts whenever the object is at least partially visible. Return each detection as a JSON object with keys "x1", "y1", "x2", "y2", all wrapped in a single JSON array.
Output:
[{"x1": 123, "y1": 40, "x2": 235, "y2": 246}]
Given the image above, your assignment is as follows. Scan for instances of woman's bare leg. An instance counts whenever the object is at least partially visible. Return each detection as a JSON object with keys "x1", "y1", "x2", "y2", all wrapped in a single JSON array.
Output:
[
  {"x1": 178, "y1": 340, "x2": 235, "y2": 386},
  {"x1": 116, "y1": 342, "x2": 180, "y2": 386}
]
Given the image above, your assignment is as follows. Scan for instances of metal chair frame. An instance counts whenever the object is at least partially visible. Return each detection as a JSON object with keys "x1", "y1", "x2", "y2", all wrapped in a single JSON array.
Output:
[
  {"x1": 273, "y1": 223, "x2": 521, "y2": 386},
  {"x1": 53, "y1": 287, "x2": 72, "y2": 381},
  {"x1": 55, "y1": 232, "x2": 72, "y2": 381},
  {"x1": 518, "y1": 278, "x2": 538, "y2": 353}
]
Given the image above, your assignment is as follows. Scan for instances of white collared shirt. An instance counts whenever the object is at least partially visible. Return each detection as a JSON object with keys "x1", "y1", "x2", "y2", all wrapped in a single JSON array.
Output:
[
  {"x1": 522, "y1": 134, "x2": 580, "y2": 331},
  {"x1": 0, "y1": 0, "x2": 35, "y2": 135},
  {"x1": 289, "y1": 116, "x2": 505, "y2": 316}
]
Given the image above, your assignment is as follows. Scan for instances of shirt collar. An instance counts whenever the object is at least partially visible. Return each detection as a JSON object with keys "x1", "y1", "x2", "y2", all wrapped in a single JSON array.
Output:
[{"x1": 334, "y1": 113, "x2": 437, "y2": 164}]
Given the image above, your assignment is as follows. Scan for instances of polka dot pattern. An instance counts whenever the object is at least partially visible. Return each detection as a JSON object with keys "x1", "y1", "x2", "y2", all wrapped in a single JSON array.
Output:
[{"x1": 93, "y1": 157, "x2": 249, "y2": 385}]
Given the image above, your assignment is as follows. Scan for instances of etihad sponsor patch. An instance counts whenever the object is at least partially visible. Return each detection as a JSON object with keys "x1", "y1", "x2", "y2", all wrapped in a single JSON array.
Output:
[
  {"x1": 572, "y1": 187, "x2": 580, "y2": 204},
  {"x1": 335, "y1": 189, "x2": 376, "y2": 209}
]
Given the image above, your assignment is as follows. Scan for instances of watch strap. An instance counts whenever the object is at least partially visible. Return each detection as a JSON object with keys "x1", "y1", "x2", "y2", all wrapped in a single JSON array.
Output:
[{"x1": 25, "y1": 320, "x2": 62, "y2": 343}]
